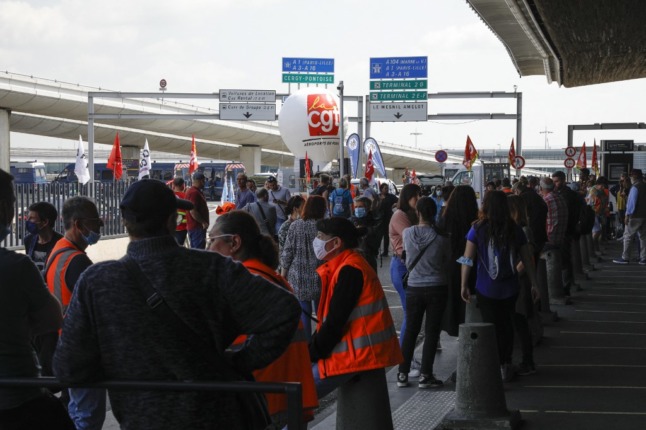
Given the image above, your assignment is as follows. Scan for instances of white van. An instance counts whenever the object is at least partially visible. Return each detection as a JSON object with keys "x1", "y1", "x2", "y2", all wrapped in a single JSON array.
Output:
[{"x1": 351, "y1": 177, "x2": 399, "y2": 197}]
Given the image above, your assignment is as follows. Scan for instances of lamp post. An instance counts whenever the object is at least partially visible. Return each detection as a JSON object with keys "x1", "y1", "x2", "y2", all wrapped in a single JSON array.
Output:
[{"x1": 410, "y1": 130, "x2": 422, "y2": 149}]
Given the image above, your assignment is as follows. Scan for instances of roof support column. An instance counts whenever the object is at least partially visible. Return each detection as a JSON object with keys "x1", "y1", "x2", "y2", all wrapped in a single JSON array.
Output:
[
  {"x1": 0, "y1": 109, "x2": 10, "y2": 172},
  {"x1": 239, "y1": 145, "x2": 262, "y2": 175}
]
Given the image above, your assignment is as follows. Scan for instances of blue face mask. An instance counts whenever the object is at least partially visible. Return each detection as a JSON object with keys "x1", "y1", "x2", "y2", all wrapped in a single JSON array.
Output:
[
  {"x1": 0, "y1": 223, "x2": 9, "y2": 243},
  {"x1": 354, "y1": 207, "x2": 367, "y2": 218},
  {"x1": 25, "y1": 220, "x2": 39, "y2": 235},
  {"x1": 82, "y1": 229, "x2": 101, "y2": 246}
]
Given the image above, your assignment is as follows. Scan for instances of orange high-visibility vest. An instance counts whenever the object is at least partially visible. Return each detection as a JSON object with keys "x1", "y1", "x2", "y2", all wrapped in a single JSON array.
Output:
[
  {"x1": 235, "y1": 259, "x2": 318, "y2": 421},
  {"x1": 44, "y1": 237, "x2": 84, "y2": 311},
  {"x1": 316, "y1": 249, "x2": 403, "y2": 379}
]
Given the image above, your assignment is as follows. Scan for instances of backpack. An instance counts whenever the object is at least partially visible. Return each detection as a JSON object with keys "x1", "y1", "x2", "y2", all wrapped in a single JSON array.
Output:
[
  {"x1": 331, "y1": 189, "x2": 350, "y2": 217},
  {"x1": 476, "y1": 226, "x2": 517, "y2": 281},
  {"x1": 577, "y1": 204, "x2": 595, "y2": 235}
]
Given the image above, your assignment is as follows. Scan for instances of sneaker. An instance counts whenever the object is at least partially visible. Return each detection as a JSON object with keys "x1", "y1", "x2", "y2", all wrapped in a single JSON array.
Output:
[
  {"x1": 613, "y1": 258, "x2": 629, "y2": 265},
  {"x1": 640, "y1": 259, "x2": 646, "y2": 266},
  {"x1": 418, "y1": 374, "x2": 443, "y2": 389},
  {"x1": 408, "y1": 358, "x2": 421, "y2": 378},
  {"x1": 397, "y1": 372, "x2": 409, "y2": 387},
  {"x1": 501, "y1": 363, "x2": 515, "y2": 382},
  {"x1": 516, "y1": 362, "x2": 537, "y2": 376}
]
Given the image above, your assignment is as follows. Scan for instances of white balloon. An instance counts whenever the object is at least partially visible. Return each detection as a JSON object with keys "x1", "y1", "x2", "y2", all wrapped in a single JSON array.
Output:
[{"x1": 279, "y1": 88, "x2": 342, "y2": 174}]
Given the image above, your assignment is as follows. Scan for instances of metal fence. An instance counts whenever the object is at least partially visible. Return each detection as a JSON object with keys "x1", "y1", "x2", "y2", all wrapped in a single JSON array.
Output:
[
  {"x1": 0, "y1": 377, "x2": 304, "y2": 429},
  {"x1": 2, "y1": 181, "x2": 129, "y2": 250}
]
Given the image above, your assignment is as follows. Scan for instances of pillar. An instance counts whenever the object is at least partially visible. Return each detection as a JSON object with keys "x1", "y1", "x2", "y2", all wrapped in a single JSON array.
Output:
[
  {"x1": 0, "y1": 109, "x2": 10, "y2": 172},
  {"x1": 239, "y1": 145, "x2": 262, "y2": 175}
]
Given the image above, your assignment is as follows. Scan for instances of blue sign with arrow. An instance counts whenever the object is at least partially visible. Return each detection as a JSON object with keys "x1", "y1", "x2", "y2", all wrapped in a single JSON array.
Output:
[
  {"x1": 370, "y1": 56, "x2": 428, "y2": 79},
  {"x1": 282, "y1": 57, "x2": 334, "y2": 73}
]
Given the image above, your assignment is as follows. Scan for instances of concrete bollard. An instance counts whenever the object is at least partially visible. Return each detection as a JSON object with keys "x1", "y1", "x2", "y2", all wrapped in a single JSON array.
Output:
[
  {"x1": 465, "y1": 294, "x2": 483, "y2": 323},
  {"x1": 440, "y1": 323, "x2": 521, "y2": 429},
  {"x1": 336, "y1": 368, "x2": 393, "y2": 430}
]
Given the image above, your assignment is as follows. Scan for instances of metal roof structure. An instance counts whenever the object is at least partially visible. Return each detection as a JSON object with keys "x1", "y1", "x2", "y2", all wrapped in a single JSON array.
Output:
[{"x1": 467, "y1": 0, "x2": 646, "y2": 87}]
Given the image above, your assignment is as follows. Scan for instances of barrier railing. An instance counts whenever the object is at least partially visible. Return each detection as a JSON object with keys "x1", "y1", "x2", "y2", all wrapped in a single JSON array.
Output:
[{"x1": 0, "y1": 377, "x2": 304, "y2": 430}]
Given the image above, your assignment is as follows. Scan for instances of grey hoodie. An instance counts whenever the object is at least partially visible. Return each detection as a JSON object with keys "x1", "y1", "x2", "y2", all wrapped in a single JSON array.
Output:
[{"x1": 402, "y1": 225, "x2": 451, "y2": 288}]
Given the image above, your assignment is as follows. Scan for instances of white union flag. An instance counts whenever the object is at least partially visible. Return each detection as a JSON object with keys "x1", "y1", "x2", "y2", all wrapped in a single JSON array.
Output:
[
  {"x1": 74, "y1": 135, "x2": 90, "y2": 185},
  {"x1": 139, "y1": 139, "x2": 152, "y2": 180}
]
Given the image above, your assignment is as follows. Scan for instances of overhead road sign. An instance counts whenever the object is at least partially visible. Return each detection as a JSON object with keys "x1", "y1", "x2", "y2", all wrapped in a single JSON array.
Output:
[
  {"x1": 370, "y1": 91, "x2": 427, "y2": 101},
  {"x1": 564, "y1": 158, "x2": 576, "y2": 168},
  {"x1": 564, "y1": 147, "x2": 576, "y2": 157},
  {"x1": 282, "y1": 57, "x2": 334, "y2": 73},
  {"x1": 369, "y1": 102, "x2": 428, "y2": 122},
  {"x1": 220, "y1": 90, "x2": 275, "y2": 103},
  {"x1": 370, "y1": 80, "x2": 427, "y2": 90},
  {"x1": 220, "y1": 103, "x2": 276, "y2": 121},
  {"x1": 282, "y1": 74, "x2": 334, "y2": 84},
  {"x1": 370, "y1": 56, "x2": 428, "y2": 79}
]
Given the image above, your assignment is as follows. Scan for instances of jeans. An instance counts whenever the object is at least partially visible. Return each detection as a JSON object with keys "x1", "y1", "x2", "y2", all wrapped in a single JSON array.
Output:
[
  {"x1": 68, "y1": 388, "x2": 106, "y2": 430},
  {"x1": 188, "y1": 228, "x2": 206, "y2": 249},
  {"x1": 312, "y1": 363, "x2": 360, "y2": 399},
  {"x1": 390, "y1": 256, "x2": 408, "y2": 346},
  {"x1": 476, "y1": 293, "x2": 517, "y2": 365},
  {"x1": 398, "y1": 286, "x2": 447, "y2": 375},
  {"x1": 300, "y1": 299, "x2": 319, "y2": 343}
]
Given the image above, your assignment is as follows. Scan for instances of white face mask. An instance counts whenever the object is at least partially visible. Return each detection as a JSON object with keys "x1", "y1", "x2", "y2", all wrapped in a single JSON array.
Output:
[{"x1": 313, "y1": 237, "x2": 336, "y2": 260}]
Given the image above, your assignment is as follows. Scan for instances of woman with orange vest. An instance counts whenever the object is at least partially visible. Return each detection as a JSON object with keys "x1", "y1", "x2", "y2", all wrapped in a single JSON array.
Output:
[
  {"x1": 309, "y1": 217, "x2": 402, "y2": 399},
  {"x1": 208, "y1": 210, "x2": 318, "y2": 427}
]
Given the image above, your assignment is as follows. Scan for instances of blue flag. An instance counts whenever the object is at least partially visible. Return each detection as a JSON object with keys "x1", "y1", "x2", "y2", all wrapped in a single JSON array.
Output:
[
  {"x1": 345, "y1": 133, "x2": 361, "y2": 179},
  {"x1": 363, "y1": 137, "x2": 386, "y2": 178}
]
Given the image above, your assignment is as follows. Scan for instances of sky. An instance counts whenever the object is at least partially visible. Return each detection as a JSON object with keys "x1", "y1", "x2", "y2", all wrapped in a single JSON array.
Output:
[{"x1": 2, "y1": 0, "x2": 646, "y2": 155}]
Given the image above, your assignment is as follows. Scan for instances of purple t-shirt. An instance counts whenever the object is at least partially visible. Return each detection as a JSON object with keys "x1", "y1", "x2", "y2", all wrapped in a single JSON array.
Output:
[{"x1": 466, "y1": 223, "x2": 527, "y2": 299}]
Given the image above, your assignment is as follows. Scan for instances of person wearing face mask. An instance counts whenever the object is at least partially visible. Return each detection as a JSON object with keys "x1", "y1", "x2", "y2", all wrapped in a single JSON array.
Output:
[
  {"x1": 431, "y1": 186, "x2": 444, "y2": 223},
  {"x1": 23, "y1": 201, "x2": 63, "y2": 273},
  {"x1": 44, "y1": 196, "x2": 106, "y2": 430},
  {"x1": 350, "y1": 196, "x2": 380, "y2": 271},
  {"x1": 0, "y1": 169, "x2": 73, "y2": 430},
  {"x1": 309, "y1": 217, "x2": 402, "y2": 417}
]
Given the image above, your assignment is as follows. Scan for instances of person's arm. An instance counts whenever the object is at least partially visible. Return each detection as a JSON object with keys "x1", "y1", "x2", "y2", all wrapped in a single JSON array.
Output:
[
  {"x1": 460, "y1": 240, "x2": 477, "y2": 303},
  {"x1": 22, "y1": 258, "x2": 63, "y2": 335},
  {"x1": 519, "y1": 243, "x2": 540, "y2": 303},
  {"x1": 626, "y1": 186, "x2": 638, "y2": 218},
  {"x1": 279, "y1": 222, "x2": 296, "y2": 276},
  {"x1": 219, "y1": 258, "x2": 301, "y2": 372},
  {"x1": 309, "y1": 266, "x2": 363, "y2": 361},
  {"x1": 64, "y1": 254, "x2": 93, "y2": 293}
]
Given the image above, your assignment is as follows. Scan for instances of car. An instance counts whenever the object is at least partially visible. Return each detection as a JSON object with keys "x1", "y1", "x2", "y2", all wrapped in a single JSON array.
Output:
[{"x1": 416, "y1": 175, "x2": 445, "y2": 196}]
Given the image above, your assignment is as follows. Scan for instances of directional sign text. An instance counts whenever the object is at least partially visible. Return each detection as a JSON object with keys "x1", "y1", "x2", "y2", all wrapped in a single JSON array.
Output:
[
  {"x1": 220, "y1": 90, "x2": 275, "y2": 103},
  {"x1": 370, "y1": 56, "x2": 428, "y2": 79},
  {"x1": 282, "y1": 57, "x2": 334, "y2": 73},
  {"x1": 369, "y1": 102, "x2": 428, "y2": 122},
  {"x1": 220, "y1": 103, "x2": 277, "y2": 121},
  {"x1": 370, "y1": 80, "x2": 427, "y2": 90},
  {"x1": 370, "y1": 91, "x2": 427, "y2": 101},
  {"x1": 282, "y1": 74, "x2": 334, "y2": 84}
]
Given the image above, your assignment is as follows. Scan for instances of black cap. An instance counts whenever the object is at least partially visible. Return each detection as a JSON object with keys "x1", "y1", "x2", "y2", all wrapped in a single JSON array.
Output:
[
  {"x1": 630, "y1": 168, "x2": 643, "y2": 178},
  {"x1": 266, "y1": 176, "x2": 277, "y2": 183},
  {"x1": 193, "y1": 171, "x2": 206, "y2": 181},
  {"x1": 120, "y1": 179, "x2": 194, "y2": 223}
]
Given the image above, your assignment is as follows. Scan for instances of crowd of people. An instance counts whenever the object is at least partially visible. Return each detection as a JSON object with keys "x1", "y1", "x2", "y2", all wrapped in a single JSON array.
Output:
[{"x1": 1, "y1": 165, "x2": 644, "y2": 429}]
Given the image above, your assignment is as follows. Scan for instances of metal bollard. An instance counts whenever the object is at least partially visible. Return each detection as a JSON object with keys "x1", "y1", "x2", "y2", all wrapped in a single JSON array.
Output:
[
  {"x1": 336, "y1": 368, "x2": 393, "y2": 430},
  {"x1": 439, "y1": 323, "x2": 521, "y2": 429}
]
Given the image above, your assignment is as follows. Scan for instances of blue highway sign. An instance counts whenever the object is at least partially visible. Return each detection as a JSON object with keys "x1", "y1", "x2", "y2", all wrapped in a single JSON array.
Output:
[
  {"x1": 282, "y1": 57, "x2": 334, "y2": 73},
  {"x1": 370, "y1": 56, "x2": 428, "y2": 79}
]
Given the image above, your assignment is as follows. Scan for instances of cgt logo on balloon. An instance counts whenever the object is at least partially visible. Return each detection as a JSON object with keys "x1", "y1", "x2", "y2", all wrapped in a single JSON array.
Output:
[{"x1": 307, "y1": 94, "x2": 339, "y2": 136}]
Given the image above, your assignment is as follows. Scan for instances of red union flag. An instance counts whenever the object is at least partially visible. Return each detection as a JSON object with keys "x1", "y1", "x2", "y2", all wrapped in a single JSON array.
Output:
[
  {"x1": 508, "y1": 138, "x2": 516, "y2": 167},
  {"x1": 305, "y1": 151, "x2": 311, "y2": 183},
  {"x1": 189, "y1": 135, "x2": 199, "y2": 174},
  {"x1": 591, "y1": 139, "x2": 599, "y2": 175},
  {"x1": 462, "y1": 135, "x2": 479, "y2": 171},
  {"x1": 307, "y1": 93, "x2": 339, "y2": 136},
  {"x1": 365, "y1": 149, "x2": 375, "y2": 181},
  {"x1": 106, "y1": 132, "x2": 123, "y2": 180},
  {"x1": 576, "y1": 142, "x2": 587, "y2": 170}
]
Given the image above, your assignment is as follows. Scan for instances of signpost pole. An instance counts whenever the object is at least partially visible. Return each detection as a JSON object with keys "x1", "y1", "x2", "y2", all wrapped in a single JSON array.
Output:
[{"x1": 338, "y1": 81, "x2": 345, "y2": 179}]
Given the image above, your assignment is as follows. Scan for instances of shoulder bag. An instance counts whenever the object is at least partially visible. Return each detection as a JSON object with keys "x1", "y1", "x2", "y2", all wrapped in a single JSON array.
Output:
[{"x1": 402, "y1": 240, "x2": 433, "y2": 289}]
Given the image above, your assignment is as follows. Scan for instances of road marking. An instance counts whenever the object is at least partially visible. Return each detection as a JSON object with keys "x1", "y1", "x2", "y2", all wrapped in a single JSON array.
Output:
[
  {"x1": 571, "y1": 319, "x2": 646, "y2": 324},
  {"x1": 521, "y1": 410, "x2": 646, "y2": 416},
  {"x1": 526, "y1": 385, "x2": 646, "y2": 390},
  {"x1": 585, "y1": 294, "x2": 646, "y2": 299},
  {"x1": 539, "y1": 364, "x2": 646, "y2": 368},
  {"x1": 575, "y1": 309, "x2": 645, "y2": 314},
  {"x1": 551, "y1": 346, "x2": 646, "y2": 350}
]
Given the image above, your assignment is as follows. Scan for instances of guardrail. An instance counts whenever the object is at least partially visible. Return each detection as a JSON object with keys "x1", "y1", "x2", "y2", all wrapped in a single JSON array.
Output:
[{"x1": 0, "y1": 377, "x2": 304, "y2": 429}]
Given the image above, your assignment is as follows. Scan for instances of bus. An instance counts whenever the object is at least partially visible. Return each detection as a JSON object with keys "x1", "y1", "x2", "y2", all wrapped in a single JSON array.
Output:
[{"x1": 10, "y1": 162, "x2": 48, "y2": 184}]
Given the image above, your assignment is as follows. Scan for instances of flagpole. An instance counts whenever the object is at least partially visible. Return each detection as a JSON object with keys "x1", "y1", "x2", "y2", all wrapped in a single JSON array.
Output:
[
  {"x1": 338, "y1": 81, "x2": 345, "y2": 179},
  {"x1": 88, "y1": 95, "x2": 94, "y2": 198}
]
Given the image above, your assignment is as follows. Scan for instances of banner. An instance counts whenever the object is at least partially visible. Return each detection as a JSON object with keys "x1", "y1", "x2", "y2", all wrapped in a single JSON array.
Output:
[
  {"x1": 107, "y1": 132, "x2": 123, "y2": 180},
  {"x1": 138, "y1": 139, "x2": 152, "y2": 180},
  {"x1": 591, "y1": 139, "x2": 599, "y2": 175},
  {"x1": 189, "y1": 135, "x2": 199, "y2": 174},
  {"x1": 345, "y1": 133, "x2": 361, "y2": 179},
  {"x1": 74, "y1": 135, "x2": 90, "y2": 185},
  {"x1": 363, "y1": 137, "x2": 386, "y2": 178},
  {"x1": 221, "y1": 174, "x2": 229, "y2": 203},
  {"x1": 462, "y1": 135, "x2": 479, "y2": 171},
  {"x1": 305, "y1": 151, "x2": 311, "y2": 183},
  {"x1": 576, "y1": 142, "x2": 587, "y2": 170},
  {"x1": 364, "y1": 149, "x2": 375, "y2": 181},
  {"x1": 508, "y1": 138, "x2": 516, "y2": 167},
  {"x1": 229, "y1": 175, "x2": 236, "y2": 203}
]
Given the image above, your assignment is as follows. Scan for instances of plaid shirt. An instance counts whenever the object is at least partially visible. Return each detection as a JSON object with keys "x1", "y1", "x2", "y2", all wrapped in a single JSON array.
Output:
[{"x1": 543, "y1": 191, "x2": 568, "y2": 245}]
